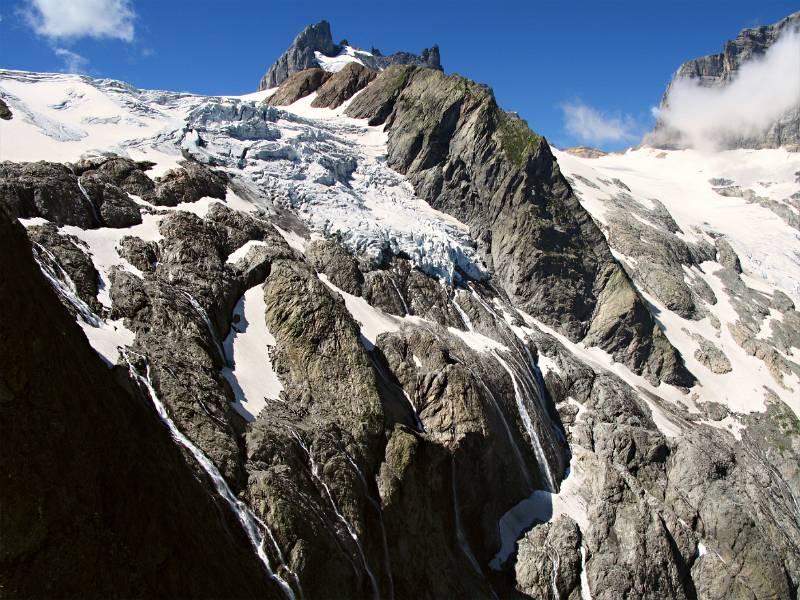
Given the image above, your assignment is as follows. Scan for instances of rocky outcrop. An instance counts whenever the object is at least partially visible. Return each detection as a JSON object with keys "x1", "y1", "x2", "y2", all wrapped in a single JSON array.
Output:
[
  {"x1": 258, "y1": 20, "x2": 441, "y2": 90},
  {"x1": 26, "y1": 223, "x2": 102, "y2": 312},
  {"x1": 346, "y1": 66, "x2": 692, "y2": 387},
  {"x1": 0, "y1": 211, "x2": 282, "y2": 599},
  {"x1": 563, "y1": 146, "x2": 607, "y2": 158},
  {"x1": 0, "y1": 97, "x2": 12, "y2": 120},
  {"x1": 311, "y1": 62, "x2": 377, "y2": 109},
  {"x1": 259, "y1": 21, "x2": 339, "y2": 90},
  {"x1": 144, "y1": 161, "x2": 227, "y2": 207},
  {"x1": 265, "y1": 68, "x2": 332, "y2": 107},
  {"x1": 0, "y1": 161, "x2": 104, "y2": 228},
  {"x1": 650, "y1": 11, "x2": 800, "y2": 148},
  {"x1": 515, "y1": 516, "x2": 584, "y2": 599}
]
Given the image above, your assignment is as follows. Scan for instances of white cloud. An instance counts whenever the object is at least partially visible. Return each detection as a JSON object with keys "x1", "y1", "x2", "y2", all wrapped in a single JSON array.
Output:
[
  {"x1": 656, "y1": 28, "x2": 800, "y2": 149},
  {"x1": 24, "y1": 0, "x2": 135, "y2": 42},
  {"x1": 561, "y1": 100, "x2": 639, "y2": 146},
  {"x1": 54, "y1": 48, "x2": 89, "y2": 73}
]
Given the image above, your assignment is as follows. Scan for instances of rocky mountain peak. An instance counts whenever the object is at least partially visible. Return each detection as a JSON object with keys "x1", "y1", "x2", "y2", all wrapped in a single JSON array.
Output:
[
  {"x1": 649, "y1": 11, "x2": 800, "y2": 149},
  {"x1": 257, "y1": 20, "x2": 442, "y2": 90}
]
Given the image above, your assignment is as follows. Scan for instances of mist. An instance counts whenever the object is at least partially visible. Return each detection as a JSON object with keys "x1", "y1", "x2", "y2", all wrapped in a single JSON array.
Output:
[{"x1": 654, "y1": 27, "x2": 800, "y2": 149}]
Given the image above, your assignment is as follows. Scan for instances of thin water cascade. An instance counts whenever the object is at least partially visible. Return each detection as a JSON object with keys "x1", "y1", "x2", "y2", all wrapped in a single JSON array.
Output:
[
  {"x1": 388, "y1": 275, "x2": 410, "y2": 315},
  {"x1": 32, "y1": 242, "x2": 100, "y2": 327},
  {"x1": 124, "y1": 352, "x2": 299, "y2": 600},
  {"x1": 470, "y1": 371, "x2": 534, "y2": 491},
  {"x1": 343, "y1": 453, "x2": 395, "y2": 600},
  {"x1": 450, "y1": 455, "x2": 500, "y2": 600},
  {"x1": 181, "y1": 290, "x2": 227, "y2": 365},
  {"x1": 76, "y1": 175, "x2": 102, "y2": 224},
  {"x1": 549, "y1": 544, "x2": 562, "y2": 600},
  {"x1": 289, "y1": 429, "x2": 381, "y2": 600},
  {"x1": 450, "y1": 456, "x2": 485, "y2": 577},
  {"x1": 580, "y1": 545, "x2": 593, "y2": 600},
  {"x1": 492, "y1": 351, "x2": 557, "y2": 492},
  {"x1": 451, "y1": 295, "x2": 473, "y2": 331}
]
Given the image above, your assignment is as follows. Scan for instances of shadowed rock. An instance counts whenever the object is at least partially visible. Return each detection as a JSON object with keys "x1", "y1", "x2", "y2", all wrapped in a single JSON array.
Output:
[
  {"x1": 264, "y1": 68, "x2": 332, "y2": 107},
  {"x1": 311, "y1": 62, "x2": 377, "y2": 109}
]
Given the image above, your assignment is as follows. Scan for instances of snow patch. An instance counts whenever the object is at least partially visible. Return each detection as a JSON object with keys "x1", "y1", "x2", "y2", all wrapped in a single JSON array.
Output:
[{"x1": 222, "y1": 284, "x2": 283, "y2": 421}]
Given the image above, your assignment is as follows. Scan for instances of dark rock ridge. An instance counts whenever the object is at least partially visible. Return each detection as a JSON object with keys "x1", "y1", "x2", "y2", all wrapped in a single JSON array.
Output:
[
  {"x1": 258, "y1": 20, "x2": 441, "y2": 90},
  {"x1": 311, "y1": 62, "x2": 377, "y2": 109},
  {"x1": 0, "y1": 211, "x2": 283, "y2": 599},
  {"x1": 265, "y1": 68, "x2": 333, "y2": 107},
  {"x1": 650, "y1": 11, "x2": 800, "y2": 148},
  {"x1": 0, "y1": 97, "x2": 12, "y2": 120},
  {"x1": 344, "y1": 66, "x2": 692, "y2": 387},
  {"x1": 0, "y1": 157, "x2": 227, "y2": 229}
]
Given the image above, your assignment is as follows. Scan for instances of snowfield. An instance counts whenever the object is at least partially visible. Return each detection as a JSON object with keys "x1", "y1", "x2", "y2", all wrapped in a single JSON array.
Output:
[{"x1": 2, "y1": 66, "x2": 799, "y2": 432}]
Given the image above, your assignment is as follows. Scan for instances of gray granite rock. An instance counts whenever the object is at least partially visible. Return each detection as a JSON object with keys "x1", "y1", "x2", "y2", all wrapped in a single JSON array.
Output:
[
  {"x1": 650, "y1": 11, "x2": 800, "y2": 148},
  {"x1": 258, "y1": 20, "x2": 441, "y2": 90},
  {"x1": 264, "y1": 68, "x2": 332, "y2": 107},
  {"x1": 311, "y1": 62, "x2": 377, "y2": 109},
  {"x1": 346, "y1": 66, "x2": 693, "y2": 387}
]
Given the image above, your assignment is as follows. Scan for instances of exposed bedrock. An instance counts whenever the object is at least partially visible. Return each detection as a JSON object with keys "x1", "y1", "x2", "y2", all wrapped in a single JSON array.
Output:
[
  {"x1": 0, "y1": 211, "x2": 282, "y2": 599},
  {"x1": 346, "y1": 66, "x2": 692, "y2": 387},
  {"x1": 311, "y1": 62, "x2": 377, "y2": 109}
]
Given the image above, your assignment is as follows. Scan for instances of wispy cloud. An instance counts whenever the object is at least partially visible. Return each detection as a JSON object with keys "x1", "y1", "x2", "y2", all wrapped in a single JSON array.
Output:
[
  {"x1": 655, "y1": 27, "x2": 800, "y2": 149},
  {"x1": 54, "y1": 48, "x2": 89, "y2": 73},
  {"x1": 561, "y1": 100, "x2": 639, "y2": 146},
  {"x1": 23, "y1": 0, "x2": 136, "y2": 42}
]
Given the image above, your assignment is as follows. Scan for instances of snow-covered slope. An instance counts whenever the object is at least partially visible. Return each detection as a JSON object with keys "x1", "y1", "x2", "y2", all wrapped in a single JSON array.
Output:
[
  {"x1": 3, "y1": 63, "x2": 800, "y2": 600},
  {"x1": 0, "y1": 70, "x2": 483, "y2": 283},
  {"x1": 555, "y1": 146, "x2": 800, "y2": 421}
]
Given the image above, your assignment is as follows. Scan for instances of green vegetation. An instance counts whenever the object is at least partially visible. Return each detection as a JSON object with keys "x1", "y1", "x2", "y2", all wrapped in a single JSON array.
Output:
[{"x1": 495, "y1": 108, "x2": 542, "y2": 168}]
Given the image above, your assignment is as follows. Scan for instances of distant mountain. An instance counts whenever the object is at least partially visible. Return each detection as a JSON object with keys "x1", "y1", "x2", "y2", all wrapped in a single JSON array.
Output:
[
  {"x1": 650, "y1": 11, "x2": 800, "y2": 149},
  {"x1": 257, "y1": 20, "x2": 441, "y2": 90}
]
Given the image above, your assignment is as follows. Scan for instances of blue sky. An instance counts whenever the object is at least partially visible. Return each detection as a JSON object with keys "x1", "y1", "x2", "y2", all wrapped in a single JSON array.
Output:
[{"x1": 2, "y1": 0, "x2": 798, "y2": 149}]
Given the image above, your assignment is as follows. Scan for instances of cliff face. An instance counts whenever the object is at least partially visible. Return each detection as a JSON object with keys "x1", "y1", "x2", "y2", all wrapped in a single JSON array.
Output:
[
  {"x1": 257, "y1": 20, "x2": 441, "y2": 90},
  {"x1": 345, "y1": 66, "x2": 692, "y2": 387},
  {"x1": 0, "y1": 211, "x2": 282, "y2": 599},
  {"x1": 650, "y1": 11, "x2": 800, "y2": 149}
]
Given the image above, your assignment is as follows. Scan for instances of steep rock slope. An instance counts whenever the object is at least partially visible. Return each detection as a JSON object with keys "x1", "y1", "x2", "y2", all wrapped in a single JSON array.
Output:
[
  {"x1": 651, "y1": 11, "x2": 800, "y2": 148},
  {"x1": 345, "y1": 66, "x2": 691, "y2": 387},
  {"x1": 2, "y1": 49, "x2": 800, "y2": 600},
  {"x1": 0, "y1": 211, "x2": 283, "y2": 599},
  {"x1": 258, "y1": 20, "x2": 441, "y2": 90}
]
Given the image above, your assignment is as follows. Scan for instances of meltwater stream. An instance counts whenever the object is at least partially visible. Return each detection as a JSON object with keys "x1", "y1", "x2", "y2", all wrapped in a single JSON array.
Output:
[
  {"x1": 289, "y1": 428, "x2": 381, "y2": 600},
  {"x1": 181, "y1": 290, "x2": 228, "y2": 365},
  {"x1": 123, "y1": 353, "x2": 299, "y2": 600}
]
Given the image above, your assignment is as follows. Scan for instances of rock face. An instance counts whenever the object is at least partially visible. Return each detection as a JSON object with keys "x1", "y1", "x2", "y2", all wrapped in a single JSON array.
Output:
[
  {"x1": 346, "y1": 66, "x2": 692, "y2": 387},
  {"x1": 5, "y1": 43, "x2": 800, "y2": 600},
  {"x1": 650, "y1": 11, "x2": 800, "y2": 148},
  {"x1": 265, "y1": 68, "x2": 332, "y2": 106},
  {"x1": 0, "y1": 97, "x2": 12, "y2": 120},
  {"x1": 311, "y1": 62, "x2": 377, "y2": 109},
  {"x1": 258, "y1": 20, "x2": 441, "y2": 90},
  {"x1": 0, "y1": 211, "x2": 282, "y2": 599}
]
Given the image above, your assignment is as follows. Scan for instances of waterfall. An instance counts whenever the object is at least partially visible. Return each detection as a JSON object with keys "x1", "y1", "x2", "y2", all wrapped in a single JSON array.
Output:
[
  {"x1": 548, "y1": 544, "x2": 561, "y2": 600},
  {"x1": 450, "y1": 456, "x2": 484, "y2": 576},
  {"x1": 343, "y1": 453, "x2": 395, "y2": 600},
  {"x1": 289, "y1": 429, "x2": 380, "y2": 600},
  {"x1": 387, "y1": 275, "x2": 410, "y2": 315},
  {"x1": 124, "y1": 353, "x2": 299, "y2": 600},
  {"x1": 492, "y1": 351, "x2": 557, "y2": 492},
  {"x1": 181, "y1": 290, "x2": 227, "y2": 365},
  {"x1": 471, "y1": 372, "x2": 534, "y2": 491},
  {"x1": 76, "y1": 175, "x2": 102, "y2": 225},
  {"x1": 451, "y1": 296, "x2": 473, "y2": 331},
  {"x1": 32, "y1": 242, "x2": 100, "y2": 327},
  {"x1": 580, "y1": 544, "x2": 593, "y2": 600}
]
